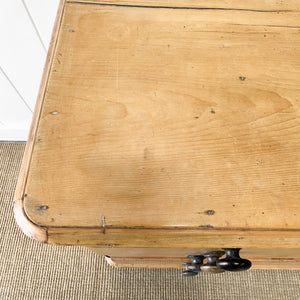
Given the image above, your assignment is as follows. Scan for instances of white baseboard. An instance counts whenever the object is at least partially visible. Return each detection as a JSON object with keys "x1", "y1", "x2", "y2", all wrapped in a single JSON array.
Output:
[{"x1": 0, "y1": 129, "x2": 29, "y2": 141}]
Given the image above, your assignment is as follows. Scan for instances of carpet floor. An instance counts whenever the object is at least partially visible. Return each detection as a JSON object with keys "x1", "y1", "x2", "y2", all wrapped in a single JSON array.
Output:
[{"x1": 0, "y1": 142, "x2": 299, "y2": 300}]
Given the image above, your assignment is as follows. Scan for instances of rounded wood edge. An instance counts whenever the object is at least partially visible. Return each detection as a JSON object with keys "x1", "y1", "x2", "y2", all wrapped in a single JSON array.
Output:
[
  {"x1": 14, "y1": 198, "x2": 48, "y2": 243},
  {"x1": 12, "y1": 1, "x2": 66, "y2": 244}
]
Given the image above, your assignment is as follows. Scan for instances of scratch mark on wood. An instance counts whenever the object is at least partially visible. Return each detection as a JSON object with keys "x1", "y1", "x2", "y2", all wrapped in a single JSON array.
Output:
[
  {"x1": 232, "y1": 23, "x2": 300, "y2": 29},
  {"x1": 102, "y1": 215, "x2": 106, "y2": 234},
  {"x1": 116, "y1": 49, "x2": 119, "y2": 89},
  {"x1": 66, "y1": 1, "x2": 291, "y2": 13}
]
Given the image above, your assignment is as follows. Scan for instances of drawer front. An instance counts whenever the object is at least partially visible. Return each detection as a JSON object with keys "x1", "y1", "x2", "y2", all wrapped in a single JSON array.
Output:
[{"x1": 89, "y1": 246, "x2": 300, "y2": 273}]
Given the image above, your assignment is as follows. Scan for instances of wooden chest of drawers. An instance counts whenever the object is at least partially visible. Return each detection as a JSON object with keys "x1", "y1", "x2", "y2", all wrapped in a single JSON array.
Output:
[{"x1": 15, "y1": 0, "x2": 300, "y2": 273}]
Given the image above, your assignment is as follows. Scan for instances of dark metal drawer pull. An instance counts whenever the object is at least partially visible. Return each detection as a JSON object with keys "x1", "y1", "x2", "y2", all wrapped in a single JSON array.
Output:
[
  {"x1": 183, "y1": 248, "x2": 252, "y2": 276},
  {"x1": 216, "y1": 248, "x2": 252, "y2": 272},
  {"x1": 182, "y1": 255, "x2": 204, "y2": 276}
]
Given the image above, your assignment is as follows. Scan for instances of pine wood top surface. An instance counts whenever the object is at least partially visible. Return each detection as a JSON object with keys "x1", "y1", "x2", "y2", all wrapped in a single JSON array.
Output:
[{"x1": 21, "y1": 1, "x2": 300, "y2": 234}]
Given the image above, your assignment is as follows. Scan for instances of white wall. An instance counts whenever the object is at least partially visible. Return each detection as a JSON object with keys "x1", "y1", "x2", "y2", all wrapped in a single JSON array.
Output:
[{"x1": 0, "y1": 0, "x2": 60, "y2": 141}]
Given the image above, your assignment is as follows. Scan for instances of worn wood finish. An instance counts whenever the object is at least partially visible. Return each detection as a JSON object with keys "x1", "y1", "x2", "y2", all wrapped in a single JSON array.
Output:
[
  {"x1": 15, "y1": 0, "x2": 300, "y2": 268},
  {"x1": 88, "y1": 247, "x2": 300, "y2": 259},
  {"x1": 48, "y1": 228, "x2": 300, "y2": 249},
  {"x1": 105, "y1": 256, "x2": 300, "y2": 270},
  {"x1": 98, "y1": 247, "x2": 300, "y2": 270},
  {"x1": 14, "y1": 0, "x2": 66, "y2": 242},
  {"x1": 24, "y1": 1, "x2": 300, "y2": 230}
]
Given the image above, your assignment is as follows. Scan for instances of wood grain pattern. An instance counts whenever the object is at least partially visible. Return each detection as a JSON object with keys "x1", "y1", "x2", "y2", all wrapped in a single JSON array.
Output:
[
  {"x1": 47, "y1": 228, "x2": 300, "y2": 249},
  {"x1": 105, "y1": 256, "x2": 300, "y2": 270},
  {"x1": 13, "y1": 0, "x2": 66, "y2": 241},
  {"x1": 92, "y1": 245, "x2": 300, "y2": 269},
  {"x1": 88, "y1": 247, "x2": 300, "y2": 259},
  {"x1": 15, "y1": 1, "x2": 300, "y2": 255}
]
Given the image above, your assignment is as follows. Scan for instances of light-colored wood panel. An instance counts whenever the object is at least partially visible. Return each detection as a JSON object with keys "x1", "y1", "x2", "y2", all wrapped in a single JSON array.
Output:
[
  {"x1": 0, "y1": 0, "x2": 47, "y2": 110},
  {"x1": 105, "y1": 256, "x2": 300, "y2": 270},
  {"x1": 48, "y1": 228, "x2": 300, "y2": 249},
  {"x1": 0, "y1": 70, "x2": 32, "y2": 140},
  {"x1": 24, "y1": 0, "x2": 61, "y2": 47},
  {"x1": 23, "y1": 2, "x2": 300, "y2": 232},
  {"x1": 91, "y1": 246, "x2": 300, "y2": 269},
  {"x1": 68, "y1": 0, "x2": 300, "y2": 12},
  {"x1": 88, "y1": 247, "x2": 300, "y2": 259}
]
